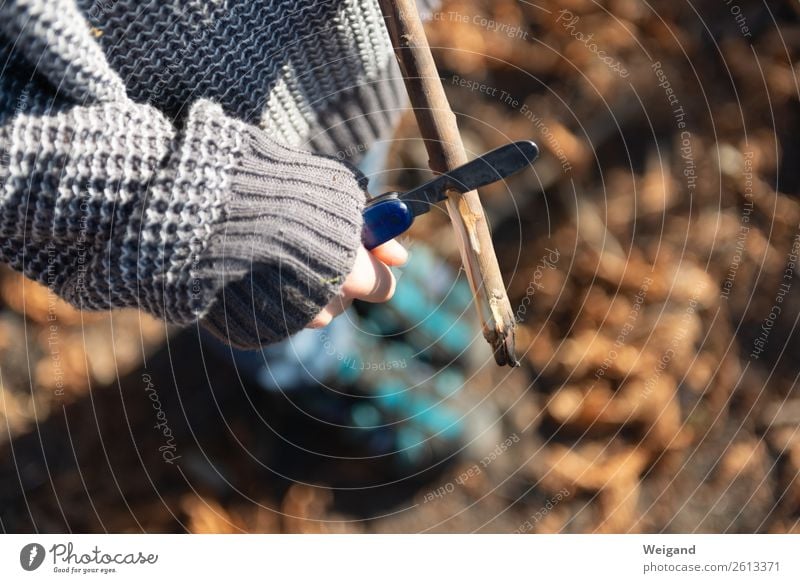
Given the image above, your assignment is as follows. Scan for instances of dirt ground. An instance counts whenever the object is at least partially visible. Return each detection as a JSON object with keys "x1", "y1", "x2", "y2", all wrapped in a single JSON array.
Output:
[{"x1": 1, "y1": 0, "x2": 799, "y2": 533}]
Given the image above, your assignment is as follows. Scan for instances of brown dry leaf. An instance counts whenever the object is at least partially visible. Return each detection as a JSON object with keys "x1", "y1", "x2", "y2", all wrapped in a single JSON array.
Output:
[
  {"x1": 281, "y1": 484, "x2": 338, "y2": 534},
  {"x1": 540, "y1": 443, "x2": 649, "y2": 493},
  {"x1": 228, "y1": 503, "x2": 282, "y2": 534},
  {"x1": 519, "y1": 321, "x2": 558, "y2": 370},
  {"x1": 182, "y1": 495, "x2": 244, "y2": 534},
  {"x1": 595, "y1": 477, "x2": 641, "y2": 533},
  {"x1": 0, "y1": 270, "x2": 98, "y2": 325},
  {"x1": 546, "y1": 381, "x2": 617, "y2": 431},
  {"x1": 621, "y1": 375, "x2": 691, "y2": 451},
  {"x1": 544, "y1": 118, "x2": 591, "y2": 171},
  {"x1": 0, "y1": 384, "x2": 32, "y2": 440},
  {"x1": 716, "y1": 440, "x2": 767, "y2": 483}
]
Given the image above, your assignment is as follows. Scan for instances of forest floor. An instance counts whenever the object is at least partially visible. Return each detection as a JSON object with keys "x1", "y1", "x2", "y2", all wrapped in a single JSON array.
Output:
[{"x1": 1, "y1": 0, "x2": 799, "y2": 533}]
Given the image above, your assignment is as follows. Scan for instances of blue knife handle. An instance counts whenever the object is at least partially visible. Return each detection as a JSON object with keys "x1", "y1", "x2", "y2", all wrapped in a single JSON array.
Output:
[{"x1": 362, "y1": 197, "x2": 414, "y2": 250}]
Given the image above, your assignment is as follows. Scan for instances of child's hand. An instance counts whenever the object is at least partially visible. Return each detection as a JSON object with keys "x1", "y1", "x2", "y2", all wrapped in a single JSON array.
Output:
[{"x1": 308, "y1": 240, "x2": 408, "y2": 329}]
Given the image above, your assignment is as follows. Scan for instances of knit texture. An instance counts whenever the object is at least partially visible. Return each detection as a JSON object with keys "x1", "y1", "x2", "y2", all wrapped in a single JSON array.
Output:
[
  {"x1": 0, "y1": 0, "x2": 431, "y2": 347},
  {"x1": 201, "y1": 127, "x2": 368, "y2": 346}
]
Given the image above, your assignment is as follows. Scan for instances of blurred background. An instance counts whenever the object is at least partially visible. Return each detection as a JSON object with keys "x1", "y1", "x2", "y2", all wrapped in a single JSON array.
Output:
[{"x1": 2, "y1": 0, "x2": 800, "y2": 533}]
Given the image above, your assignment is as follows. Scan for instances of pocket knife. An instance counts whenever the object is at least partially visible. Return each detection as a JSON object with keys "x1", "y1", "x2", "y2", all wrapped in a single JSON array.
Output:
[{"x1": 362, "y1": 140, "x2": 539, "y2": 250}]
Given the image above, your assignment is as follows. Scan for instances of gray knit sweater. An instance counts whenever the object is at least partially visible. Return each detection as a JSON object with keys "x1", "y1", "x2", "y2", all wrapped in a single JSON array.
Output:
[{"x1": 0, "y1": 0, "x2": 421, "y2": 348}]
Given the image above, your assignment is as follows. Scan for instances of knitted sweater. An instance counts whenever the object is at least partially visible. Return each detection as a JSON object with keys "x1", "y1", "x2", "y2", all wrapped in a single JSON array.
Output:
[{"x1": 0, "y1": 0, "x2": 424, "y2": 348}]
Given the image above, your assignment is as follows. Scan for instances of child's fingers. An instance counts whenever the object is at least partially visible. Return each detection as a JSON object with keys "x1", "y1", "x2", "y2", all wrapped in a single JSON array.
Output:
[
  {"x1": 326, "y1": 295, "x2": 353, "y2": 319},
  {"x1": 342, "y1": 246, "x2": 396, "y2": 302},
  {"x1": 370, "y1": 239, "x2": 408, "y2": 266},
  {"x1": 307, "y1": 310, "x2": 333, "y2": 329},
  {"x1": 306, "y1": 245, "x2": 395, "y2": 329},
  {"x1": 307, "y1": 296, "x2": 353, "y2": 329}
]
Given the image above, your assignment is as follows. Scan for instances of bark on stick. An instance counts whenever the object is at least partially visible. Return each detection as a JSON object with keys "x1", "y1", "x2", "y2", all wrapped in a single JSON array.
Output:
[{"x1": 378, "y1": 0, "x2": 519, "y2": 366}]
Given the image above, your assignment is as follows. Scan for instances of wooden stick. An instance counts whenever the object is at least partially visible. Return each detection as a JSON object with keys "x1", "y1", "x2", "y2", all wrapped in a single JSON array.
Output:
[{"x1": 378, "y1": 0, "x2": 518, "y2": 366}]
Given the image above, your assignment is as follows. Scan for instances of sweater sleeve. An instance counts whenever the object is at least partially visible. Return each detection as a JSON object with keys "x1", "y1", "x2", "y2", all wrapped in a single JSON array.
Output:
[{"x1": 0, "y1": 1, "x2": 367, "y2": 348}]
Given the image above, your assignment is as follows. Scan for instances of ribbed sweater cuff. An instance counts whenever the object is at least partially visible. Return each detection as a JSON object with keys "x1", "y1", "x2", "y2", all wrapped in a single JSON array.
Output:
[{"x1": 200, "y1": 127, "x2": 367, "y2": 348}]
